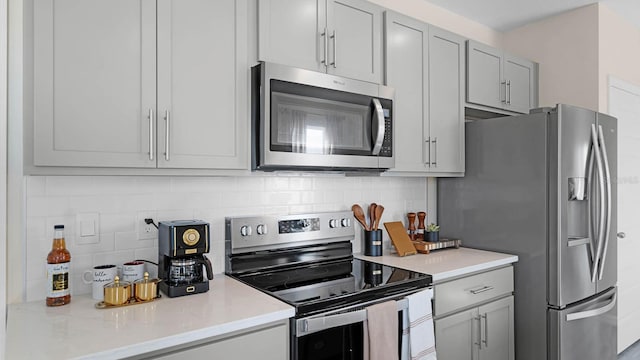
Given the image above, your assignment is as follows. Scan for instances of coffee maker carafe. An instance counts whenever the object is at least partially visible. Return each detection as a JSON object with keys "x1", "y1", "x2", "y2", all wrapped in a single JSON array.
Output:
[{"x1": 158, "y1": 220, "x2": 213, "y2": 297}]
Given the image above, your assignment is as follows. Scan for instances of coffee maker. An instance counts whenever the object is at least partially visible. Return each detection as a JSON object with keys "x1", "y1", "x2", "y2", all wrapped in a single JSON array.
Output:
[{"x1": 158, "y1": 220, "x2": 213, "y2": 297}]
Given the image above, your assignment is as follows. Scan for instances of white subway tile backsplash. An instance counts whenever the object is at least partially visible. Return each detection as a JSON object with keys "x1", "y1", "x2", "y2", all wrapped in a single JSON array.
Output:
[
  {"x1": 115, "y1": 232, "x2": 155, "y2": 251},
  {"x1": 100, "y1": 213, "x2": 136, "y2": 234},
  {"x1": 26, "y1": 279, "x2": 47, "y2": 303},
  {"x1": 26, "y1": 176, "x2": 46, "y2": 196},
  {"x1": 24, "y1": 175, "x2": 427, "y2": 300}
]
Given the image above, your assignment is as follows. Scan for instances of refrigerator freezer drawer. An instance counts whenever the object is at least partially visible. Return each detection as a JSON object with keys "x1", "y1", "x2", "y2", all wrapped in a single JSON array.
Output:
[
  {"x1": 435, "y1": 266, "x2": 513, "y2": 316},
  {"x1": 548, "y1": 287, "x2": 616, "y2": 360}
]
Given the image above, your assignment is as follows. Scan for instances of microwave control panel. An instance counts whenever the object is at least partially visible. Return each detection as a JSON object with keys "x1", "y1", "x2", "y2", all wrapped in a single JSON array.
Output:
[{"x1": 380, "y1": 107, "x2": 392, "y2": 157}]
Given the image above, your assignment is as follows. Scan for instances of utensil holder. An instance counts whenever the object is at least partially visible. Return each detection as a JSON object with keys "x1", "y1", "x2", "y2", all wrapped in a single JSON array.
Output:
[{"x1": 364, "y1": 230, "x2": 383, "y2": 256}]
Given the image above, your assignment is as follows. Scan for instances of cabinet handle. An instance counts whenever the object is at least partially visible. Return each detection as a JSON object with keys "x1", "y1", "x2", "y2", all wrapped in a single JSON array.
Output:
[
  {"x1": 431, "y1": 137, "x2": 437, "y2": 167},
  {"x1": 164, "y1": 110, "x2": 170, "y2": 161},
  {"x1": 482, "y1": 313, "x2": 489, "y2": 347},
  {"x1": 474, "y1": 315, "x2": 482, "y2": 349},
  {"x1": 330, "y1": 30, "x2": 337, "y2": 68},
  {"x1": 321, "y1": 28, "x2": 328, "y2": 67},
  {"x1": 424, "y1": 138, "x2": 430, "y2": 167},
  {"x1": 501, "y1": 81, "x2": 507, "y2": 103},
  {"x1": 507, "y1": 80, "x2": 511, "y2": 105},
  {"x1": 148, "y1": 109, "x2": 154, "y2": 161},
  {"x1": 469, "y1": 285, "x2": 494, "y2": 295}
]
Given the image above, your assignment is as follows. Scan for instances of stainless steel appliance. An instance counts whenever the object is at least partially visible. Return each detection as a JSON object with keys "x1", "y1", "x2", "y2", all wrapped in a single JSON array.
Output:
[
  {"x1": 158, "y1": 220, "x2": 213, "y2": 297},
  {"x1": 251, "y1": 62, "x2": 395, "y2": 172},
  {"x1": 438, "y1": 104, "x2": 617, "y2": 360},
  {"x1": 225, "y1": 211, "x2": 431, "y2": 359}
]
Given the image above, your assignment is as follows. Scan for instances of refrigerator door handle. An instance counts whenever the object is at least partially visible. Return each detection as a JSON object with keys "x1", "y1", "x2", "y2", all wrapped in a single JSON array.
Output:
[
  {"x1": 586, "y1": 148, "x2": 596, "y2": 260},
  {"x1": 566, "y1": 292, "x2": 616, "y2": 322},
  {"x1": 590, "y1": 124, "x2": 607, "y2": 283},
  {"x1": 597, "y1": 125, "x2": 612, "y2": 280}
]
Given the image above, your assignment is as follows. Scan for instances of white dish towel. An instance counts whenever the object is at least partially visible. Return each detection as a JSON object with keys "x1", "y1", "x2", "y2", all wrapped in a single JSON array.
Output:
[{"x1": 406, "y1": 288, "x2": 437, "y2": 360}]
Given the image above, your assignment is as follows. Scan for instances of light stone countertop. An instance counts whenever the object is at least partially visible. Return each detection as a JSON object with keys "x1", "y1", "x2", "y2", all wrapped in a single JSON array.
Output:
[
  {"x1": 5, "y1": 275, "x2": 294, "y2": 360},
  {"x1": 6, "y1": 248, "x2": 516, "y2": 359},
  {"x1": 356, "y1": 247, "x2": 518, "y2": 282}
]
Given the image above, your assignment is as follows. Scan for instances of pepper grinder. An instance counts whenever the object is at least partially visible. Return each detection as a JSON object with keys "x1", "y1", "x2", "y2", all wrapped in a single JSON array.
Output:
[
  {"x1": 407, "y1": 212, "x2": 417, "y2": 241},
  {"x1": 417, "y1": 212, "x2": 426, "y2": 241}
]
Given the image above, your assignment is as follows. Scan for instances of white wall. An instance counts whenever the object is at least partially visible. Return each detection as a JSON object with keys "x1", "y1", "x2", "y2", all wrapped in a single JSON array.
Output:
[
  {"x1": 598, "y1": 5, "x2": 640, "y2": 112},
  {"x1": 503, "y1": 4, "x2": 600, "y2": 111},
  {"x1": 23, "y1": 175, "x2": 426, "y2": 302}
]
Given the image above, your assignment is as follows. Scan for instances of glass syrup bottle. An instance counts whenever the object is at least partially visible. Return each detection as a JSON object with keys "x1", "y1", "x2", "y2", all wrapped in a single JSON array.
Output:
[{"x1": 46, "y1": 224, "x2": 71, "y2": 306}]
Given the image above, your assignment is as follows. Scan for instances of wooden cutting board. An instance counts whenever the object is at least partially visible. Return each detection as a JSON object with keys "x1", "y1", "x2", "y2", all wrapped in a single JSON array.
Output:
[{"x1": 383, "y1": 221, "x2": 417, "y2": 257}]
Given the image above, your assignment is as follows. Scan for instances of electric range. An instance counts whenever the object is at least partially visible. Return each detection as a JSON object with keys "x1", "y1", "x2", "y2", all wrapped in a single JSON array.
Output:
[{"x1": 225, "y1": 211, "x2": 432, "y2": 359}]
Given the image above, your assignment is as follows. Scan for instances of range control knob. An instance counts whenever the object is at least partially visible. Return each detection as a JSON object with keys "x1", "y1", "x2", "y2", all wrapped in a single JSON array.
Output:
[
  {"x1": 240, "y1": 225, "x2": 252, "y2": 237},
  {"x1": 341, "y1": 218, "x2": 351, "y2": 227},
  {"x1": 329, "y1": 219, "x2": 339, "y2": 228},
  {"x1": 256, "y1": 224, "x2": 268, "y2": 235}
]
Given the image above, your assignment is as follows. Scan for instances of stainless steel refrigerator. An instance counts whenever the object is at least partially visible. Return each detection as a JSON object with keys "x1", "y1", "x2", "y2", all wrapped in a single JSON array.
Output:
[{"x1": 438, "y1": 104, "x2": 617, "y2": 360}]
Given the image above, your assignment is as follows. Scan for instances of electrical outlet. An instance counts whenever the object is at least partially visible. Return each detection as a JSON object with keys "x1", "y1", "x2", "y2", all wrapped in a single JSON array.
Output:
[{"x1": 136, "y1": 211, "x2": 158, "y2": 240}]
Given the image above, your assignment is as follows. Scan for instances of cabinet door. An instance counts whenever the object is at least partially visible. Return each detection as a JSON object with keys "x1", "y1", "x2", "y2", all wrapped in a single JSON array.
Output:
[
  {"x1": 384, "y1": 11, "x2": 428, "y2": 173},
  {"x1": 156, "y1": 0, "x2": 248, "y2": 169},
  {"x1": 503, "y1": 54, "x2": 535, "y2": 114},
  {"x1": 258, "y1": 0, "x2": 326, "y2": 73},
  {"x1": 428, "y1": 26, "x2": 465, "y2": 174},
  {"x1": 435, "y1": 308, "x2": 478, "y2": 360},
  {"x1": 466, "y1": 40, "x2": 504, "y2": 110},
  {"x1": 33, "y1": 0, "x2": 156, "y2": 168},
  {"x1": 150, "y1": 322, "x2": 289, "y2": 360},
  {"x1": 327, "y1": 0, "x2": 381, "y2": 83},
  {"x1": 478, "y1": 296, "x2": 515, "y2": 360}
]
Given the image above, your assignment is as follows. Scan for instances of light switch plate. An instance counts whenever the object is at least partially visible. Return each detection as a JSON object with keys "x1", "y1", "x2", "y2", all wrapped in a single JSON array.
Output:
[{"x1": 76, "y1": 213, "x2": 100, "y2": 245}]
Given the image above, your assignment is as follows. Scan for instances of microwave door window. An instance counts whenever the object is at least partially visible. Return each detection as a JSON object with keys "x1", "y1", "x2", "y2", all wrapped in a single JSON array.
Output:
[{"x1": 271, "y1": 92, "x2": 372, "y2": 155}]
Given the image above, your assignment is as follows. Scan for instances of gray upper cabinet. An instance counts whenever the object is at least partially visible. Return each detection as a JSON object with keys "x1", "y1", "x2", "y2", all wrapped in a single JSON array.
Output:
[
  {"x1": 502, "y1": 53, "x2": 536, "y2": 114},
  {"x1": 32, "y1": 0, "x2": 248, "y2": 170},
  {"x1": 33, "y1": 0, "x2": 157, "y2": 168},
  {"x1": 428, "y1": 26, "x2": 465, "y2": 174},
  {"x1": 384, "y1": 12, "x2": 428, "y2": 173},
  {"x1": 467, "y1": 40, "x2": 537, "y2": 114},
  {"x1": 384, "y1": 11, "x2": 464, "y2": 176},
  {"x1": 156, "y1": 0, "x2": 247, "y2": 169},
  {"x1": 258, "y1": 0, "x2": 382, "y2": 83}
]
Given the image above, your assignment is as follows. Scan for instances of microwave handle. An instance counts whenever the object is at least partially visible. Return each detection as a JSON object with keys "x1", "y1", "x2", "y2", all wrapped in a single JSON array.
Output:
[{"x1": 371, "y1": 98, "x2": 385, "y2": 155}]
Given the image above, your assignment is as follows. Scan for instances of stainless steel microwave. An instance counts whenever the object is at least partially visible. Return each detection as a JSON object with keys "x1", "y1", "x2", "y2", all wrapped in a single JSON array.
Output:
[{"x1": 251, "y1": 62, "x2": 394, "y2": 172}]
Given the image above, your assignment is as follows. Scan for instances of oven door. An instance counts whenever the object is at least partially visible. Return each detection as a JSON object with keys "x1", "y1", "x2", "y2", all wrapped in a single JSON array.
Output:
[
  {"x1": 253, "y1": 62, "x2": 394, "y2": 171},
  {"x1": 292, "y1": 294, "x2": 414, "y2": 360}
]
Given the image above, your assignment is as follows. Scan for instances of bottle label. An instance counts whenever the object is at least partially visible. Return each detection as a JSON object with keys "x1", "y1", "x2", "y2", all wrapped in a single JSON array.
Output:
[{"x1": 47, "y1": 262, "x2": 70, "y2": 298}]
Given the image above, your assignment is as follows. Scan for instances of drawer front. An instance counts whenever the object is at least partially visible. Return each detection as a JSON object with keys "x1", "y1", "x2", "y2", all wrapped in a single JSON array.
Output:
[{"x1": 435, "y1": 266, "x2": 513, "y2": 316}]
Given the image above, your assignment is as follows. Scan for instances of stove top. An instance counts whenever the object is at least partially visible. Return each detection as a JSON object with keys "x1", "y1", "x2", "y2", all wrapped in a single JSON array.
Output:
[{"x1": 233, "y1": 257, "x2": 431, "y2": 316}]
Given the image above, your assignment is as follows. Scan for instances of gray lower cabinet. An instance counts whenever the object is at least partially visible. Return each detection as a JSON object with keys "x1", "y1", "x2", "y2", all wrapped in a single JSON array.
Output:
[
  {"x1": 31, "y1": 0, "x2": 248, "y2": 170},
  {"x1": 134, "y1": 321, "x2": 289, "y2": 360},
  {"x1": 384, "y1": 11, "x2": 464, "y2": 176},
  {"x1": 434, "y1": 267, "x2": 515, "y2": 360},
  {"x1": 466, "y1": 40, "x2": 537, "y2": 114},
  {"x1": 258, "y1": 0, "x2": 382, "y2": 83}
]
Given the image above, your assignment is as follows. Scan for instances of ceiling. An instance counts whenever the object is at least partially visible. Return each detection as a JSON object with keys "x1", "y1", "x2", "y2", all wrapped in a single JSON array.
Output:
[{"x1": 423, "y1": 0, "x2": 640, "y2": 32}]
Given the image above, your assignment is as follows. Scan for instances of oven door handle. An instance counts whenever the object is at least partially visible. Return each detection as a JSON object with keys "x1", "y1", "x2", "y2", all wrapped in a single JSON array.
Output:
[
  {"x1": 296, "y1": 297, "x2": 410, "y2": 336},
  {"x1": 297, "y1": 309, "x2": 367, "y2": 336}
]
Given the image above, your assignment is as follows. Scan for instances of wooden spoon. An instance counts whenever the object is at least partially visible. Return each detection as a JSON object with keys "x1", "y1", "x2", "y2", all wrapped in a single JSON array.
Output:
[
  {"x1": 373, "y1": 205, "x2": 384, "y2": 231},
  {"x1": 369, "y1": 203, "x2": 377, "y2": 231},
  {"x1": 351, "y1": 204, "x2": 369, "y2": 231}
]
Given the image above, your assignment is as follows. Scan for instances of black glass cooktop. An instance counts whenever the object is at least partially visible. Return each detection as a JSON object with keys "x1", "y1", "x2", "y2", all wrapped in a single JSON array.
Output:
[{"x1": 233, "y1": 257, "x2": 432, "y2": 317}]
